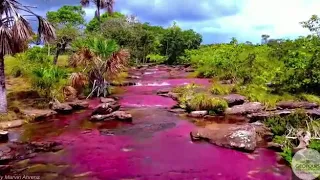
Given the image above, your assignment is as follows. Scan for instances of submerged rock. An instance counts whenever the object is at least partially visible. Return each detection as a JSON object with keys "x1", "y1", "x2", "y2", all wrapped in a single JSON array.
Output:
[
  {"x1": 188, "y1": 111, "x2": 208, "y2": 118},
  {"x1": 112, "y1": 111, "x2": 133, "y2": 121},
  {"x1": 92, "y1": 103, "x2": 120, "y2": 115},
  {"x1": 110, "y1": 81, "x2": 136, "y2": 86},
  {"x1": 21, "y1": 109, "x2": 57, "y2": 121},
  {"x1": 225, "y1": 102, "x2": 263, "y2": 115},
  {"x1": 168, "y1": 108, "x2": 186, "y2": 114},
  {"x1": 276, "y1": 101, "x2": 318, "y2": 109},
  {"x1": 100, "y1": 97, "x2": 116, "y2": 104},
  {"x1": 90, "y1": 111, "x2": 132, "y2": 122},
  {"x1": 156, "y1": 88, "x2": 172, "y2": 95},
  {"x1": 0, "y1": 131, "x2": 9, "y2": 143},
  {"x1": 222, "y1": 94, "x2": 246, "y2": 107},
  {"x1": 0, "y1": 120, "x2": 24, "y2": 129},
  {"x1": 67, "y1": 100, "x2": 89, "y2": 110},
  {"x1": 49, "y1": 102, "x2": 73, "y2": 114},
  {"x1": 190, "y1": 124, "x2": 257, "y2": 152}
]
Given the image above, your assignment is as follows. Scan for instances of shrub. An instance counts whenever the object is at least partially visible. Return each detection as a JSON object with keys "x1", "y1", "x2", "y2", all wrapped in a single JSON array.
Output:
[
  {"x1": 210, "y1": 82, "x2": 236, "y2": 95},
  {"x1": 264, "y1": 110, "x2": 307, "y2": 136},
  {"x1": 31, "y1": 66, "x2": 68, "y2": 99},
  {"x1": 186, "y1": 93, "x2": 228, "y2": 114},
  {"x1": 147, "y1": 54, "x2": 167, "y2": 64}
]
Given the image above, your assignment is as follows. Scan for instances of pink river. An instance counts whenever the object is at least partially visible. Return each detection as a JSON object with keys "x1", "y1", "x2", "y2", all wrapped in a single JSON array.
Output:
[{"x1": 8, "y1": 65, "x2": 292, "y2": 179}]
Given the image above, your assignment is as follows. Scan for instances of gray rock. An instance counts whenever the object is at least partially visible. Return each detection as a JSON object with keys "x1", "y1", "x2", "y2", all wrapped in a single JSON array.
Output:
[
  {"x1": 92, "y1": 103, "x2": 120, "y2": 115},
  {"x1": 67, "y1": 100, "x2": 89, "y2": 110},
  {"x1": 225, "y1": 102, "x2": 263, "y2": 115},
  {"x1": 21, "y1": 109, "x2": 57, "y2": 121},
  {"x1": 156, "y1": 88, "x2": 172, "y2": 95},
  {"x1": 190, "y1": 124, "x2": 256, "y2": 151},
  {"x1": 90, "y1": 111, "x2": 132, "y2": 122},
  {"x1": 168, "y1": 108, "x2": 186, "y2": 114},
  {"x1": 247, "y1": 110, "x2": 293, "y2": 122},
  {"x1": 222, "y1": 94, "x2": 246, "y2": 106},
  {"x1": 276, "y1": 101, "x2": 318, "y2": 110},
  {"x1": 188, "y1": 111, "x2": 208, "y2": 118},
  {"x1": 100, "y1": 97, "x2": 116, "y2": 104},
  {"x1": 112, "y1": 111, "x2": 133, "y2": 122},
  {"x1": 49, "y1": 102, "x2": 73, "y2": 114},
  {"x1": 267, "y1": 142, "x2": 283, "y2": 152}
]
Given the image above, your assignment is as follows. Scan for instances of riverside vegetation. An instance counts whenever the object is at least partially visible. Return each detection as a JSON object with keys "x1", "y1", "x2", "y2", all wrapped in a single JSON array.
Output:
[{"x1": 0, "y1": 0, "x2": 319, "y2": 175}]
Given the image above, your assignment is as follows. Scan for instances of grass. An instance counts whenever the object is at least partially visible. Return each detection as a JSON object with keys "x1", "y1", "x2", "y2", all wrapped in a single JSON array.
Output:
[{"x1": 210, "y1": 82, "x2": 236, "y2": 95}]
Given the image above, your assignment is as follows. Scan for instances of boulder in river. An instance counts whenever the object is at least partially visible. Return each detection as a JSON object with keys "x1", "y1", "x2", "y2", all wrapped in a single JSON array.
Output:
[
  {"x1": 188, "y1": 111, "x2": 208, "y2": 118},
  {"x1": 110, "y1": 81, "x2": 136, "y2": 86},
  {"x1": 92, "y1": 103, "x2": 121, "y2": 115},
  {"x1": 21, "y1": 109, "x2": 57, "y2": 121},
  {"x1": 276, "y1": 101, "x2": 318, "y2": 109},
  {"x1": 90, "y1": 111, "x2": 132, "y2": 122},
  {"x1": 49, "y1": 102, "x2": 73, "y2": 114},
  {"x1": 222, "y1": 94, "x2": 246, "y2": 107},
  {"x1": 225, "y1": 102, "x2": 263, "y2": 115},
  {"x1": 100, "y1": 97, "x2": 116, "y2": 104},
  {"x1": 190, "y1": 124, "x2": 257, "y2": 152},
  {"x1": 156, "y1": 88, "x2": 172, "y2": 95},
  {"x1": 168, "y1": 108, "x2": 186, "y2": 114},
  {"x1": 67, "y1": 100, "x2": 89, "y2": 110}
]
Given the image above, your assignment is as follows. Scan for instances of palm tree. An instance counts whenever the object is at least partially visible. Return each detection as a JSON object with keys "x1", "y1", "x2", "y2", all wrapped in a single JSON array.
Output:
[
  {"x1": 80, "y1": 0, "x2": 115, "y2": 22},
  {"x1": 0, "y1": 0, "x2": 56, "y2": 113}
]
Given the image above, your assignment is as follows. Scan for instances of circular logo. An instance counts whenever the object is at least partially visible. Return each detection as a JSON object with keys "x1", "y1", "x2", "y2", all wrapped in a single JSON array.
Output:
[{"x1": 292, "y1": 148, "x2": 320, "y2": 180}]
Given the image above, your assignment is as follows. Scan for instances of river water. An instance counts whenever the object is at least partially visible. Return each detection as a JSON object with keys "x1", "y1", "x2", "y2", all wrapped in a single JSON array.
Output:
[{"x1": 8, "y1": 65, "x2": 292, "y2": 179}]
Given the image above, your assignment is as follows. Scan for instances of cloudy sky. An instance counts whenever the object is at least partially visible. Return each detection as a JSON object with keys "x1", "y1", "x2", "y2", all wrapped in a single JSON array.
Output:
[{"x1": 21, "y1": 0, "x2": 320, "y2": 44}]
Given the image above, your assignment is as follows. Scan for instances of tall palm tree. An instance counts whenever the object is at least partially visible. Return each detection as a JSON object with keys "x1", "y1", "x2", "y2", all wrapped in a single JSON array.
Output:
[
  {"x1": 80, "y1": 0, "x2": 115, "y2": 22},
  {"x1": 0, "y1": 0, "x2": 56, "y2": 113}
]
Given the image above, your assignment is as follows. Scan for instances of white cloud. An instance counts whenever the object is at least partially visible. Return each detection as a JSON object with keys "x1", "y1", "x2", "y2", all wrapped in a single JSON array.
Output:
[{"x1": 175, "y1": 0, "x2": 320, "y2": 43}]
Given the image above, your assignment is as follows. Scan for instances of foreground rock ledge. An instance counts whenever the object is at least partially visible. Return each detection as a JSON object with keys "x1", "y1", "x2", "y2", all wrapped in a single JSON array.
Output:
[{"x1": 21, "y1": 109, "x2": 57, "y2": 121}]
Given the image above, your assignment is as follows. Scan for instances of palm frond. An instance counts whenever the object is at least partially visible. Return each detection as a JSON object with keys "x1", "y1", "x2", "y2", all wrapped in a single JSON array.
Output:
[
  {"x1": 37, "y1": 16, "x2": 56, "y2": 43},
  {"x1": 106, "y1": 0, "x2": 115, "y2": 14},
  {"x1": 70, "y1": 72, "x2": 88, "y2": 90},
  {"x1": 0, "y1": 27, "x2": 13, "y2": 55},
  {"x1": 80, "y1": 0, "x2": 90, "y2": 7},
  {"x1": 69, "y1": 47, "x2": 97, "y2": 67},
  {"x1": 0, "y1": 0, "x2": 56, "y2": 55},
  {"x1": 105, "y1": 49, "x2": 130, "y2": 76}
]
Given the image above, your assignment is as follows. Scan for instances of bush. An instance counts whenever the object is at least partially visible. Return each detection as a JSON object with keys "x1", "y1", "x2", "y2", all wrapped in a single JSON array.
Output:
[
  {"x1": 146, "y1": 54, "x2": 167, "y2": 64},
  {"x1": 264, "y1": 110, "x2": 307, "y2": 136},
  {"x1": 309, "y1": 140, "x2": 320, "y2": 152},
  {"x1": 186, "y1": 93, "x2": 228, "y2": 114},
  {"x1": 31, "y1": 66, "x2": 68, "y2": 99},
  {"x1": 210, "y1": 82, "x2": 236, "y2": 95}
]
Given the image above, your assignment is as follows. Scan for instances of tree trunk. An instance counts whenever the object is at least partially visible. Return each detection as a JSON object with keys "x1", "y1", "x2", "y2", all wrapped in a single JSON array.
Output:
[
  {"x1": 53, "y1": 48, "x2": 61, "y2": 65},
  {"x1": 0, "y1": 54, "x2": 7, "y2": 113}
]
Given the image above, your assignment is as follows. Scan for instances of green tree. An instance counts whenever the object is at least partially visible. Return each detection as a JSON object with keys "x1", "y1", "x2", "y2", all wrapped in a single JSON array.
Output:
[
  {"x1": 300, "y1": 15, "x2": 320, "y2": 37},
  {"x1": 86, "y1": 12, "x2": 125, "y2": 33},
  {"x1": 261, "y1": 34, "x2": 270, "y2": 44},
  {"x1": 160, "y1": 22, "x2": 202, "y2": 64},
  {"x1": 46, "y1": 5, "x2": 86, "y2": 65},
  {"x1": 0, "y1": 0, "x2": 56, "y2": 113}
]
